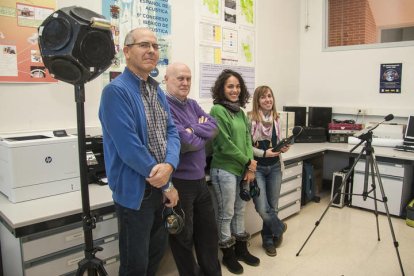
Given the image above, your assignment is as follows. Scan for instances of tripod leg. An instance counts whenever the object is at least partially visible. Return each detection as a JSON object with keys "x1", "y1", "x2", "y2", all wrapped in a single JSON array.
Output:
[
  {"x1": 368, "y1": 157, "x2": 381, "y2": 241},
  {"x1": 296, "y1": 148, "x2": 365, "y2": 256},
  {"x1": 76, "y1": 257, "x2": 108, "y2": 276},
  {"x1": 371, "y1": 152, "x2": 405, "y2": 276}
]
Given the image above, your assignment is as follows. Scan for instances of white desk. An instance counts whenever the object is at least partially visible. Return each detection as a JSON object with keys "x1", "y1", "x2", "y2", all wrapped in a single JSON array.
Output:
[
  {"x1": 0, "y1": 184, "x2": 114, "y2": 237},
  {"x1": 1, "y1": 142, "x2": 413, "y2": 237},
  {"x1": 1, "y1": 142, "x2": 413, "y2": 276}
]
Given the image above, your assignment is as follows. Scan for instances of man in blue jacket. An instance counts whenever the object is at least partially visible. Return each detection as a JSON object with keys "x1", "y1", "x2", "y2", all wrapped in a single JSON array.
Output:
[
  {"x1": 165, "y1": 62, "x2": 222, "y2": 276},
  {"x1": 99, "y1": 28, "x2": 180, "y2": 276}
]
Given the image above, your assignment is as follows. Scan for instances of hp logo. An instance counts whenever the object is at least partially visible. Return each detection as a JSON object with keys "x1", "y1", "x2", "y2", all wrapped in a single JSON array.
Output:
[{"x1": 45, "y1": 156, "x2": 53, "y2": 163}]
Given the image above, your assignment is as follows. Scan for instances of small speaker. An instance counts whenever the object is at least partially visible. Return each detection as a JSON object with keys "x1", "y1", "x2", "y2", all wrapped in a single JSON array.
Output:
[{"x1": 38, "y1": 6, "x2": 115, "y2": 84}]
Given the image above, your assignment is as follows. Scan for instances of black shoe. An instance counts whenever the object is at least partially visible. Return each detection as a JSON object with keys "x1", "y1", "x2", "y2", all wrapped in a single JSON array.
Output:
[
  {"x1": 274, "y1": 234, "x2": 283, "y2": 248},
  {"x1": 222, "y1": 247, "x2": 243, "y2": 274},
  {"x1": 262, "y1": 244, "x2": 277, "y2": 257},
  {"x1": 282, "y1": 222, "x2": 288, "y2": 233},
  {"x1": 313, "y1": 196, "x2": 320, "y2": 203},
  {"x1": 235, "y1": 240, "x2": 260, "y2": 266}
]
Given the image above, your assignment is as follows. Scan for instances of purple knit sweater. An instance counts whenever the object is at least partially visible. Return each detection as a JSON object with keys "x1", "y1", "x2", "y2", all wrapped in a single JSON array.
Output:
[{"x1": 166, "y1": 95, "x2": 218, "y2": 180}]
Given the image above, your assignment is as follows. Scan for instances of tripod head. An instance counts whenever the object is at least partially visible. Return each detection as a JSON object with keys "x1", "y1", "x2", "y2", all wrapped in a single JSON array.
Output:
[{"x1": 351, "y1": 114, "x2": 394, "y2": 153}]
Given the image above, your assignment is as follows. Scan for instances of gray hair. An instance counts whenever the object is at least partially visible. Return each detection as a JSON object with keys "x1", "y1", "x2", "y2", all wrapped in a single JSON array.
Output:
[
  {"x1": 124, "y1": 27, "x2": 153, "y2": 46},
  {"x1": 124, "y1": 30, "x2": 135, "y2": 46}
]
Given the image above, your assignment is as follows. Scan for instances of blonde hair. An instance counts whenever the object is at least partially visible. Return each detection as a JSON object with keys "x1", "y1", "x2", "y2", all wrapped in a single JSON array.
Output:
[{"x1": 249, "y1": 85, "x2": 279, "y2": 122}]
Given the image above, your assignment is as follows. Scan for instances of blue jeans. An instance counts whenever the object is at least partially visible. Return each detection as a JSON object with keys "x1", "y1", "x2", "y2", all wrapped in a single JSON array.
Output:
[
  {"x1": 115, "y1": 185, "x2": 167, "y2": 276},
  {"x1": 252, "y1": 161, "x2": 284, "y2": 246},
  {"x1": 210, "y1": 168, "x2": 248, "y2": 247}
]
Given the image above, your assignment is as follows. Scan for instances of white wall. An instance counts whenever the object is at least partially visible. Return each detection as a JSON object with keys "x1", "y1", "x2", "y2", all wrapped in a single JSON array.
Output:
[
  {"x1": 255, "y1": 1, "x2": 300, "y2": 113},
  {"x1": 2, "y1": 0, "x2": 412, "y2": 134},
  {"x1": 298, "y1": 0, "x2": 414, "y2": 118},
  {"x1": 0, "y1": 0, "x2": 301, "y2": 134}
]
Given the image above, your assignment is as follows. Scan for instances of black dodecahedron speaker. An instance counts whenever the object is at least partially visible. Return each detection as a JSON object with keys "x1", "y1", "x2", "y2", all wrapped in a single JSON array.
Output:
[{"x1": 38, "y1": 6, "x2": 115, "y2": 84}]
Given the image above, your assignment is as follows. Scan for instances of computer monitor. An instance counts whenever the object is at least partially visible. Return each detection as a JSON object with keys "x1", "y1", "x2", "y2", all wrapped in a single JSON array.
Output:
[
  {"x1": 308, "y1": 106, "x2": 332, "y2": 129},
  {"x1": 404, "y1": 115, "x2": 414, "y2": 140},
  {"x1": 282, "y1": 106, "x2": 307, "y2": 126}
]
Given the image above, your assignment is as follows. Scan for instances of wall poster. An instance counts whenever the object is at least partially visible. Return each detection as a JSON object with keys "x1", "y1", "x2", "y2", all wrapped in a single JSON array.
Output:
[
  {"x1": 196, "y1": 0, "x2": 256, "y2": 99},
  {"x1": 102, "y1": 0, "x2": 172, "y2": 85},
  {"x1": 0, "y1": 0, "x2": 56, "y2": 83},
  {"x1": 379, "y1": 63, "x2": 402, "y2": 94}
]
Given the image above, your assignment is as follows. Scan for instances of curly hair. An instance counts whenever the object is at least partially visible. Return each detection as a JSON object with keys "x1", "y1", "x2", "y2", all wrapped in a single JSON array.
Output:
[{"x1": 211, "y1": 69, "x2": 250, "y2": 108}]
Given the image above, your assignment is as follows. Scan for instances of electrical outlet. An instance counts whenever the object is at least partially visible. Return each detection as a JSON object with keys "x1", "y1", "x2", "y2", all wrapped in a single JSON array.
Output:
[{"x1": 357, "y1": 108, "x2": 367, "y2": 115}]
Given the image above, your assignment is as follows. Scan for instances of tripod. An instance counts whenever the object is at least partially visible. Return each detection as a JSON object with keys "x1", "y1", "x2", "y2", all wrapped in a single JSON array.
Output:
[
  {"x1": 296, "y1": 129, "x2": 405, "y2": 276},
  {"x1": 74, "y1": 84, "x2": 107, "y2": 276}
]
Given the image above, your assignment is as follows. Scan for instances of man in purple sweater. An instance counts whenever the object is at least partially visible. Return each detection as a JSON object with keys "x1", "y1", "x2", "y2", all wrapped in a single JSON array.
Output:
[{"x1": 165, "y1": 62, "x2": 222, "y2": 276}]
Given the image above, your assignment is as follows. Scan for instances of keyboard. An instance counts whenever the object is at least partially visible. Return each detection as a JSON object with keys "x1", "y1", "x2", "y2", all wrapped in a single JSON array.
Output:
[{"x1": 394, "y1": 145, "x2": 414, "y2": 152}]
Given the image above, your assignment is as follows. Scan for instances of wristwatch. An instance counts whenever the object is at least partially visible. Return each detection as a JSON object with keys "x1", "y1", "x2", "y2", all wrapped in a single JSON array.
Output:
[{"x1": 163, "y1": 182, "x2": 174, "y2": 193}]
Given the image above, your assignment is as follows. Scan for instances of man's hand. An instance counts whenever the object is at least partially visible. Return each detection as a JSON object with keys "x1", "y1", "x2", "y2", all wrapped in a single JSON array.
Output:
[
  {"x1": 146, "y1": 163, "x2": 174, "y2": 188},
  {"x1": 163, "y1": 187, "x2": 179, "y2": 207}
]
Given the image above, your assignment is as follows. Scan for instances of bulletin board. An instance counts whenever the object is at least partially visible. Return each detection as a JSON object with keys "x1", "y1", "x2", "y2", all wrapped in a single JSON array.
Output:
[{"x1": 0, "y1": 0, "x2": 56, "y2": 83}]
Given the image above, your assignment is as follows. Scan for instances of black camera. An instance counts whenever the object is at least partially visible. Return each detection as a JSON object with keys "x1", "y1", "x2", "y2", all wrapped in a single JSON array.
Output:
[{"x1": 239, "y1": 178, "x2": 260, "y2": 201}]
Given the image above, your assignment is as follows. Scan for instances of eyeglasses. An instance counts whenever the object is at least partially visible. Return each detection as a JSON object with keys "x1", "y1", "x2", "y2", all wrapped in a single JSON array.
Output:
[{"x1": 126, "y1": 42, "x2": 161, "y2": 50}]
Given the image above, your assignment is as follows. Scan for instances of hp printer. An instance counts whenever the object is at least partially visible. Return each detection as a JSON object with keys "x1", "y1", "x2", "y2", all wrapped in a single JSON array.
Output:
[{"x1": 0, "y1": 131, "x2": 80, "y2": 203}]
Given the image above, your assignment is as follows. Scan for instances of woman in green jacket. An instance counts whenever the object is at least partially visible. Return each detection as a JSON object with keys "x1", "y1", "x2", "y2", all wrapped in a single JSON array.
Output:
[{"x1": 210, "y1": 69, "x2": 260, "y2": 274}]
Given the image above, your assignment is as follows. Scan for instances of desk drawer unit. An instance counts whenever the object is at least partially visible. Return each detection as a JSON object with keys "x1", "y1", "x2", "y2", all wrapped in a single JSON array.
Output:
[
  {"x1": 280, "y1": 175, "x2": 301, "y2": 195},
  {"x1": 279, "y1": 200, "x2": 301, "y2": 220},
  {"x1": 352, "y1": 159, "x2": 412, "y2": 217},
  {"x1": 25, "y1": 234, "x2": 119, "y2": 276},
  {"x1": 279, "y1": 188, "x2": 301, "y2": 209},
  {"x1": 283, "y1": 161, "x2": 303, "y2": 180},
  {"x1": 22, "y1": 213, "x2": 118, "y2": 261},
  {"x1": 279, "y1": 161, "x2": 303, "y2": 219},
  {"x1": 0, "y1": 212, "x2": 119, "y2": 276}
]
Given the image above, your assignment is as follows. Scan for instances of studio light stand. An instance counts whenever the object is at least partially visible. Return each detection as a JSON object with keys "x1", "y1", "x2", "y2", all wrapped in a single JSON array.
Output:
[
  {"x1": 296, "y1": 114, "x2": 405, "y2": 276},
  {"x1": 74, "y1": 84, "x2": 107, "y2": 276}
]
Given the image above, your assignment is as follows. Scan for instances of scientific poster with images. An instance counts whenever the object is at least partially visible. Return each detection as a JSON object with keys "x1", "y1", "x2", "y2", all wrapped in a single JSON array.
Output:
[
  {"x1": 197, "y1": 0, "x2": 255, "y2": 98},
  {"x1": 102, "y1": 0, "x2": 172, "y2": 85},
  {"x1": 0, "y1": 0, "x2": 56, "y2": 83},
  {"x1": 379, "y1": 63, "x2": 402, "y2": 94}
]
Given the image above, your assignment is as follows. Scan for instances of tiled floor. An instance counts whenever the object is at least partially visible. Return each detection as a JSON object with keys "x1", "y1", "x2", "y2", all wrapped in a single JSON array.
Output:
[{"x1": 158, "y1": 194, "x2": 414, "y2": 276}]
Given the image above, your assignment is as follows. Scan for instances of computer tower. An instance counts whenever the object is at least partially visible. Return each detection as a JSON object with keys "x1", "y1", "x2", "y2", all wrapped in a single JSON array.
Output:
[
  {"x1": 331, "y1": 171, "x2": 351, "y2": 208},
  {"x1": 283, "y1": 106, "x2": 307, "y2": 127},
  {"x1": 278, "y1": 111, "x2": 295, "y2": 138}
]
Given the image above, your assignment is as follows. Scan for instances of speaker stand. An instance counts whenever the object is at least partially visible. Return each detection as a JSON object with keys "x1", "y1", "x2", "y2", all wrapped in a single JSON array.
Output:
[{"x1": 74, "y1": 84, "x2": 107, "y2": 276}]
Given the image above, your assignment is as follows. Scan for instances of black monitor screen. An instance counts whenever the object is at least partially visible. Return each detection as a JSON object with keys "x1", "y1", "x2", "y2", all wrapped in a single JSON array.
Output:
[
  {"x1": 308, "y1": 107, "x2": 332, "y2": 129},
  {"x1": 282, "y1": 106, "x2": 307, "y2": 126},
  {"x1": 405, "y1": 115, "x2": 414, "y2": 139}
]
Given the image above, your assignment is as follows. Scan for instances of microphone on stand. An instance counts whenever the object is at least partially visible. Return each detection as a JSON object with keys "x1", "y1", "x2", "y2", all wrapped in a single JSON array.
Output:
[{"x1": 353, "y1": 114, "x2": 394, "y2": 140}]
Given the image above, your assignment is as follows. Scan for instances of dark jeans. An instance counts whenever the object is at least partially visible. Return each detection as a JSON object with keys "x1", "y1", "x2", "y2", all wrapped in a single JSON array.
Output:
[
  {"x1": 115, "y1": 185, "x2": 167, "y2": 276},
  {"x1": 169, "y1": 177, "x2": 222, "y2": 276}
]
